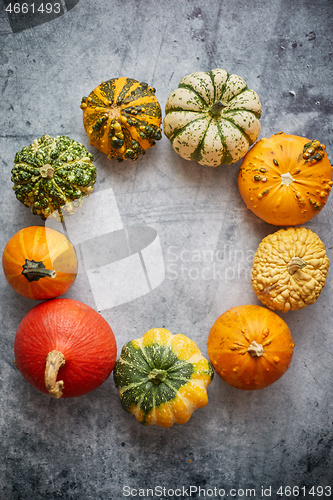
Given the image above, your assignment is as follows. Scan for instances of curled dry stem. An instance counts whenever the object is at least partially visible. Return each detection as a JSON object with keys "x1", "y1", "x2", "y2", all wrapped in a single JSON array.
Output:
[{"x1": 45, "y1": 350, "x2": 65, "y2": 398}]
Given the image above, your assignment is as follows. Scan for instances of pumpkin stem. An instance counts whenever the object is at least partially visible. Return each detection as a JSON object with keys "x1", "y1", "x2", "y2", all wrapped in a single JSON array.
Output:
[
  {"x1": 39, "y1": 164, "x2": 55, "y2": 179},
  {"x1": 22, "y1": 259, "x2": 56, "y2": 282},
  {"x1": 287, "y1": 256, "x2": 307, "y2": 275},
  {"x1": 208, "y1": 100, "x2": 227, "y2": 118},
  {"x1": 148, "y1": 368, "x2": 167, "y2": 385},
  {"x1": 280, "y1": 172, "x2": 295, "y2": 186},
  {"x1": 45, "y1": 350, "x2": 65, "y2": 399},
  {"x1": 247, "y1": 341, "x2": 264, "y2": 357}
]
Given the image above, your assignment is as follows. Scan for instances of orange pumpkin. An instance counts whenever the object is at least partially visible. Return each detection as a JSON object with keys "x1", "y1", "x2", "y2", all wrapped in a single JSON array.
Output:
[
  {"x1": 207, "y1": 305, "x2": 295, "y2": 390},
  {"x1": 238, "y1": 132, "x2": 333, "y2": 226},
  {"x1": 2, "y1": 226, "x2": 77, "y2": 300}
]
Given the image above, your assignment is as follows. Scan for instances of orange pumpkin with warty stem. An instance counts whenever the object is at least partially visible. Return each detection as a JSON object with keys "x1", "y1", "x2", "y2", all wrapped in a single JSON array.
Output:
[
  {"x1": 207, "y1": 305, "x2": 295, "y2": 390},
  {"x1": 238, "y1": 132, "x2": 333, "y2": 226}
]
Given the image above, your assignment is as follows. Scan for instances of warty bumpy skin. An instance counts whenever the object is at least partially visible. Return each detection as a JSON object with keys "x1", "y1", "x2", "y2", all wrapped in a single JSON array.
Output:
[
  {"x1": 251, "y1": 227, "x2": 329, "y2": 312},
  {"x1": 11, "y1": 134, "x2": 97, "y2": 221}
]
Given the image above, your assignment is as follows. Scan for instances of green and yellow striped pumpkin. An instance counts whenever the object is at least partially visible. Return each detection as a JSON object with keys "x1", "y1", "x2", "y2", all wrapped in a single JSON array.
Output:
[
  {"x1": 163, "y1": 68, "x2": 262, "y2": 167},
  {"x1": 113, "y1": 328, "x2": 214, "y2": 427},
  {"x1": 81, "y1": 77, "x2": 162, "y2": 161}
]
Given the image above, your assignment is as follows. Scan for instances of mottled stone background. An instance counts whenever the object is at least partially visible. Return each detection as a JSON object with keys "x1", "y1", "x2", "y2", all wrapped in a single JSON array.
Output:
[{"x1": 0, "y1": 0, "x2": 332, "y2": 499}]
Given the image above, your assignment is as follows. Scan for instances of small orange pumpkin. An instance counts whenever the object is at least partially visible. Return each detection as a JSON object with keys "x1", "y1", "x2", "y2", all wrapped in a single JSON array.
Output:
[
  {"x1": 238, "y1": 132, "x2": 333, "y2": 226},
  {"x1": 2, "y1": 226, "x2": 77, "y2": 300},
  {"x1": 207, "y1": 305, "x2": 295, "y2": 390}
]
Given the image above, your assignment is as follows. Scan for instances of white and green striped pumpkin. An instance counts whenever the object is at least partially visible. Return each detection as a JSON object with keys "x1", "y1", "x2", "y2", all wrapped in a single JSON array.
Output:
[
  {"x1": 113, "y1": 328, "x2": 214, "y2": 427},
  {"x1": 163, "y1": 68, "x2": 262, "y2": 167}
]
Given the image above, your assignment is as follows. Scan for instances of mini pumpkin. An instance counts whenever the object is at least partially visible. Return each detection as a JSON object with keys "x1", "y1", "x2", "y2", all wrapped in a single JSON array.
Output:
[
  {"x1": 11, "y1": 135, "x2": 97, "y2": 221},
  {"x1": 163, "y1": 68, "x2": 262, "y2": 167},
  {"x1": 81, "y1": 77, "x2": 162, "y2": 161},
  {"x1": 113, "y1": 328, "x2": 214, "y2": 427},
  {"x1": 207, "y1": 305, "x2": 295, "y2": 390},
  {"x1": 2, "y1": 226, "x2": 77, "y2": 300},
  {"x1": 238, "y1": 132, "x2": 333, "y2": 225},
  {"x1": 251, "y1": 227, "x2": 329, "y2": 312}
]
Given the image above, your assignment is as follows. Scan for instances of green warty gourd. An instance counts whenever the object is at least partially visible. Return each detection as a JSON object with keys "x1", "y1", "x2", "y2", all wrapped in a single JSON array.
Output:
[{"x1": 11, "y1": 135, "x2": 97, "y2": 221}]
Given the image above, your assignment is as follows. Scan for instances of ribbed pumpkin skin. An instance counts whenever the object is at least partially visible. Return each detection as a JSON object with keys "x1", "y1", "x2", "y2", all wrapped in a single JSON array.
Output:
[
  {"x1": 113, "y1": 328, "x2": 214, "y2": 427},
  {"x1": 207, "y1": 305, "x2": 295, "y2": 390},
  {"x1": 238, "y1": 132, "x2": 333, "y2": 225},
  {"x1": 2, "y1": 226, "x2": 77, "y2": 300},
  {"x1": 163, "y1": 68, "x2": 262, "y2": 167},
  {"x1": 14, "y1": 299, "x2": 117, "y2": 398},
  {"x1": 81, "y1": 78, "x2": 162, "y2": 161}
]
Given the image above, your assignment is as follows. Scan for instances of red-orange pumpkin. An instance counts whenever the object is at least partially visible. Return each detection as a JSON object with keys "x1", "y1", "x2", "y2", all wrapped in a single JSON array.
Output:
[
  {"x1": 14, "y1": 299, "x2": 117, "y2": 398},
  {"x1": 2, "y1": 226, "x2": 77, "y2": 300}
]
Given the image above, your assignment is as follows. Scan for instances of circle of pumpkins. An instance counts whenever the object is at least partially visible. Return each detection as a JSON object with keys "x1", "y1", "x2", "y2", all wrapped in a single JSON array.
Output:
[{"x1": 3, "y1": 68, "x2": 333, "y2": 428}]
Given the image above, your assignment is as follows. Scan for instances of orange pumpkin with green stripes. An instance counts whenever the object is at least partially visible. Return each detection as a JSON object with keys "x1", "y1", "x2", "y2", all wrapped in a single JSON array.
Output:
[
  {"x1": 113, "y1": 328, "x2": 214, "y2": 427},
  {"x1": 81, "y1": 77, "x2": 162, "y2": 161},
  {"x1": 2, "y1": 226, "x2": 77, "y2": 300}
]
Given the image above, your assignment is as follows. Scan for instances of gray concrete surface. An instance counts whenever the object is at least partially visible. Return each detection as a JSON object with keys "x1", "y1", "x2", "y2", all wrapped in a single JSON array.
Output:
[{"x1": 0, "y1": 0, "x2": 332, "y2": 499}]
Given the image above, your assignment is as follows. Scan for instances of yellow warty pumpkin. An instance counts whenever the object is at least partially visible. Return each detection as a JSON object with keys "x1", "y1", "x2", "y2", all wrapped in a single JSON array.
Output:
[{"x1": 251, "y1": 227, "x2": 329, "y2": 312}]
